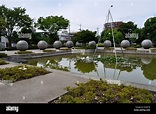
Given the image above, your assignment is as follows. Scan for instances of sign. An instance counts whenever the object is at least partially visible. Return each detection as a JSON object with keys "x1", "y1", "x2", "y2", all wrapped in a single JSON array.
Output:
[
  {"x1": 125, "y1": 33, "x2": 138, "y2": 39},
  {"x1": 19, "y1": 33, "x2": 32, "y2": 39}
]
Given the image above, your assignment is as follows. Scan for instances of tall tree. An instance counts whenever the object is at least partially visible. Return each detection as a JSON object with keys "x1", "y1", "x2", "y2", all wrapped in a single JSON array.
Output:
[
  {"x1": 142, "y1": 17, "x2": 156, "y2": 46},
  {"x1": 0, "y1": 17, "x2": 6, "y2": 41},
  {"x1": 72, "y1": 29, "x2": 98, "y2": 44},
  {"x1": 35, "y1": 15, "x2": 69, "y2": 44},
  {"x1": 0, "y1": 5, "x2": 32, "y2": 47},
  {"x1": 118, "y1": 21, "x2": 137, "y2": 36},
  {"x1": 101, "y1": 29, "x2": 124, "y2": 44}
]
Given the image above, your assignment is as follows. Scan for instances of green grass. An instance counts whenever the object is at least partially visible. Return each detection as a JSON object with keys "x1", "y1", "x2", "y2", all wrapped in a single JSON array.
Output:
[
  {"x1": 52, "y1": 79, "x2": 156, "y2": 103},
  {"x1": 0, "y1": 65, "x2": 50, "y2": 82}
]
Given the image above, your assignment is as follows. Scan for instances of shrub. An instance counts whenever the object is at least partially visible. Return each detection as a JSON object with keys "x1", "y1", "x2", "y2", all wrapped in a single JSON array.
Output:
[
  {"x1": 0, "y1": 65, "x2": 50, "y2": 82},
  {"x1": 0, "y1": 59, "x2": 8, "y2": 65},
  {"x1": 52, "y1": 79, "x2": 156, "y2": 103},
  {"x1": 0, "y1": 53, "x2": 7, "y2": 58},
  {"x1": 15, "y1": 51, "x2": 33, "y2": 54},
  {"x1": 43, "y1": 49, "x2": 56, "y2": 53}
]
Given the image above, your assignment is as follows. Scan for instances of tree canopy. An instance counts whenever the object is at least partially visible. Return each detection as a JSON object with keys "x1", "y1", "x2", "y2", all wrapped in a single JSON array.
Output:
[
  {"x1": 72, "y1": 29, "x2": 98, "y2": 44},
  {"x1": 142, "y1": 17, "x2": 156, "y2": 46},
  {"x1": 101, "y1": 29, "x2": 124, "y2": 44},
  {"x1": 35, "y1": 15, "x2": 69, "y2": 44},
  {"x1": 0, "y1": 5, "x2": 32, "y2": 47}
]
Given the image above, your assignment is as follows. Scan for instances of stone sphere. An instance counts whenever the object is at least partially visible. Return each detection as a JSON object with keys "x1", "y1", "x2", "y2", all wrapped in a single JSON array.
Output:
[
  {"x1": 75, "y1": 41, "x2": 82, "y2": 47},
  {"x1": 120, "y1": 40, "x2": 130, "y2": 48},
  {"x1": 16, "y1": 40, "x2": 28, "y2": 51},
  {"x1": 53, "y1": 41, "x2": 62, "y2": 49},
  {"x1": 88, "y1": 41, "x2": 96, "y2": 48},
  {"x1": 66, "y1": 41, "x2": 74, "y2": 48},
  {"x1": 37, "y1": 40, "x2": 48, "y2": 50},
  {"x1": 141, "y1": 39, "x2": 153, "y2": 49},
  {"x1": 104, "y1": 40, "x2": 112, "y2": 47}
]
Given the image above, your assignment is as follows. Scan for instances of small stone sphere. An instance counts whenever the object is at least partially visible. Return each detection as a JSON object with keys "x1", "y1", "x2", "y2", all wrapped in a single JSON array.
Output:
[
  {"x1": 75, "y1": 41, "x2": 82, "y2": 47},
  {"x1": 53, "y1": 41, "x2": 62, "y2": 49},
  {"x1": 141, "y1": 39, "x2": 153, "y2": 49},
  {"x1": 37, "y1": 40, "x2": 48, "y2": 50},
  {"x1": 120, "y1": 40, "x2": 130, "y2": 48},
  {"x1": 16, "y1": 40, "x2": 28, "y2": 51},
  {"x1": 88, "y1": 41, "x2": 96, "y2": 48},
  {"x1": 66, "y1": 41, "x2": 74, "y2": 48},
  {"x1": 104, "y1": 40, "x2": 112, "y2": 47}
]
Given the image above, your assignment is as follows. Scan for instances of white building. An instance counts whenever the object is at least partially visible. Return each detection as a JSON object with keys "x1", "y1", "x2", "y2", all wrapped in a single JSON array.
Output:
[{"x1": 0, "y1": 36, "x2": 9, "y2": 50}]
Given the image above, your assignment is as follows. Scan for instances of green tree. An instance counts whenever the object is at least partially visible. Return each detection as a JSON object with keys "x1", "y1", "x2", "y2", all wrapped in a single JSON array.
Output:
[
  {"x1": 118, "y1": 21, "x2": 137, "y2": 36},
  {"x1": 0, "y1": 5, "x2": 32, "y2": 47},
  {"x1": 142, "y1": 17, "x2": 156, "y2": 46},
  {"x1": 101, "y1": 29, "x2": 124, "y2": 44},
  {"x1": 0, "y1": 17, "x2": 6, "y2": 41},
  {"x1": 35, "y1": 16, "x2": 69, "y2": 44},
  {"x1": 72, "y1": 29, "x2": 98, "y2": 44}
]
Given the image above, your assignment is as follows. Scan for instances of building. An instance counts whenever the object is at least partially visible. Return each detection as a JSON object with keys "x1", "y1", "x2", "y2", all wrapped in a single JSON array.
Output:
[
  {"x1": 0, "y1": 36, "x2": 9, "y2": 50},
  {"x1": 104, "y1": 21, "x2": 123, "y2": 30}
]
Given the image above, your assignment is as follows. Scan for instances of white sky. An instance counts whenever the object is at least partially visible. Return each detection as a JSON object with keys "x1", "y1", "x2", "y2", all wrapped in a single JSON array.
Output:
[{"x1": 0, "y1": 0, "x2": 156, "y2": 33}]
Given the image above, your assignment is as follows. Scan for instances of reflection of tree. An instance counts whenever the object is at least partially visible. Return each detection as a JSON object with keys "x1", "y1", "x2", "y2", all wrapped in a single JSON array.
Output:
[
  {"x1": 141, "y1": 59, "x2": 156, "y2": 80},
  {"x1": 74, "y1": 60, "x2": 97, "y2": 73}
]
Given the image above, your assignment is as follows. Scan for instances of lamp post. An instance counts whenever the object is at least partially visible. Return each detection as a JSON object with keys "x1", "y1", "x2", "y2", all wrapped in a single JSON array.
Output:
[{"x1": 107, "y1": 5, "x2": 117, "y2": 63}]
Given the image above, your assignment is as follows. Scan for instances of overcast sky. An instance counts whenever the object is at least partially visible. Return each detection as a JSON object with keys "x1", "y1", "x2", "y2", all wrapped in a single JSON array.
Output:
[{"x1": 1, "y1": 0, "x2": 156, "y2": 33}]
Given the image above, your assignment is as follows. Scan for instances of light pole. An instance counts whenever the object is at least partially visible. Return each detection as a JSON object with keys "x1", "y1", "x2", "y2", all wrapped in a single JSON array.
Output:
[{"x1": 107, "y1": 5, "x2": 117, "y2": 63}]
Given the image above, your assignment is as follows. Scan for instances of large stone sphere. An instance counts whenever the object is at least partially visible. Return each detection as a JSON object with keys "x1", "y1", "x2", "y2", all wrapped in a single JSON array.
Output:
[
  {"x1": 88, "y1": 41, "x2": 96, "y2": 48},
  {"x1": 141, "y1": 39, "x2": 153, "y2": 49},
  {"x1": 37, "y1": 40, "x2": 48, "y2": 50},
  {"x1": 75, "y1": 41, "x2": 82, "y2": 47},
  {"x1": 66, "y1": 41, "x2": 73, "y2": 48},
  {"x1": 104, "y1": 40, "x2": 112, "y2": 47},
  {"x1": 53, "y1": 41, "x2": 62, "y2": 49},
  {"x1": 120, "y1": 40, "x2": 130, "y2": 48},
  {"x1": 16, "y1": 40, "x2": 28, "y2": 51}
]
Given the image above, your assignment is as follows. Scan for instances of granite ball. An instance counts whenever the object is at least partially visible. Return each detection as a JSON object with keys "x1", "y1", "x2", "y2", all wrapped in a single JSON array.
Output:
[
  {"x1": 37, "y1": 40, "x2": 48, "y2": 50},
  {"x1": 53, "y1": 41, "x2": 62, "y2": 49},
  {"x1": 66, "y1": 41, "x2": 73, "y2": 48},
  {"x1": 16, "y1": 40, "x2": 28, "y2": 51},
  {"x1": 104, "y1": 40, "x2": 112, "y2": 47},
  {"x1": 75, "y1": 41, "x2": 82, "y2": 47},
  {"x1": 88, "y1": 41, "x2": 96, "y2": 48},
  {"x1": 120, "y1": 40, "x2": 130, "y2": 48},
  {"x1": 141, "y1": 39, "x2": 153, "y2": 49}
]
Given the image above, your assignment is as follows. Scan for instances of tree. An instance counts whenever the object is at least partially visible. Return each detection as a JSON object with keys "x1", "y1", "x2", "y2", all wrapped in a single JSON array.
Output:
[
  {"x1": 101, "y1": 29, "x2": 124, "y2": 44},
  {"x1": 35, "y1": 16, "x2": 69, "y2": 44},
  {"x1": 0, "y1": 5, "x2": 33, "y2": 47},
  {"x1": 142, "y1": 17, "x2": 156, "y2": 46},
  {"x1": 0, "y1": 17, "x2": 6, "y2": 41},
  {"x1": 72, "y1": 29, "x2": 98, "y2": 44},
  {"x1": 118, "y1": 21, "x2": 137, "y2": 36}
]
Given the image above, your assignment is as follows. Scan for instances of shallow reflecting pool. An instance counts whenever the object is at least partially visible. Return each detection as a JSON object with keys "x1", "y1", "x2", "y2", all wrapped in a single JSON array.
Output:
[{"x1": 27, "y1": 53, "x2": 156, "y2": 86}]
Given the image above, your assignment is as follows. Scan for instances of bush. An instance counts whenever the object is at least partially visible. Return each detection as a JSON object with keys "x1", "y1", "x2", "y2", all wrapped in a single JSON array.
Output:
[
  {"x1": 15, "y1": 51, "x2": 33, "y2": 54},
  {"x1": 43, "y1": 49, "x2": 56, "y2": 53},
  {"x1": 0, "y1": 59, "x2": 8, "y2": 65},
  {"x1": 0, "y1": 53, "x2": 7, "y2": 58},
  {"x1": 0, "y1": 65, "x2": 50, "y2": 82},
  {"x1": 52, "y1": 79, "x2": 156, "y2": 103}
]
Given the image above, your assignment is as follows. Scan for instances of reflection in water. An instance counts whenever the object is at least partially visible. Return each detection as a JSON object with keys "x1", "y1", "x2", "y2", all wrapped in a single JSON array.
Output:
[
  {"x1": 74, "y1": 56, "x2": 97, "y2": 74},
  {"x1": 141, "y1": 59, "x2": 156, "y2": 80},
  {"x1": 27, "y1": 54, "x2": 156, "y2": 86},
  {"x1": 141, "y1": 57, "x2": 152, "y2": 64}
]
